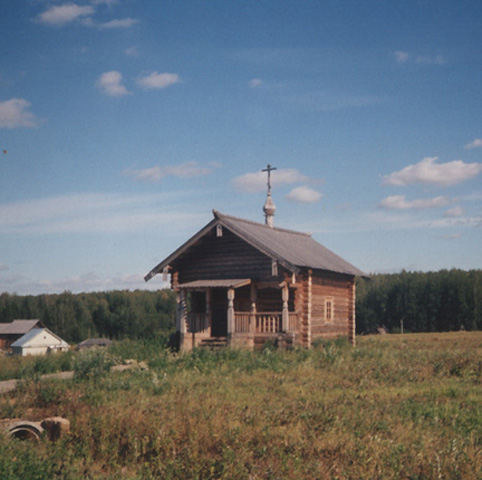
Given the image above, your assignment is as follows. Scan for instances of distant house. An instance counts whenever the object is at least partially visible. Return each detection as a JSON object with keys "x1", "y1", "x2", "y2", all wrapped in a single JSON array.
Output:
[
  {"x1": 76, "y1": 338, "x2": 113, "y2": 350},
  {"x1": 145, "y1": 166, "x2": 366, "y2": 350},
  {"x1": 0, "y1": 319, "x2": 46, "y2": 352},
  {"x1": 11, "y1": 328, "x2": 69, "y2": 356}
]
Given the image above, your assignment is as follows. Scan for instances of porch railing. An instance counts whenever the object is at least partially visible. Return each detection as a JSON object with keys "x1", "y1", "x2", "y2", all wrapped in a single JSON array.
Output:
[
  {"x1": 256, "y1": 312, "x2": 281, "y2": 333},
  {"x1": 234, "y1": 312, "x2": 251, "y2": 333},
  {"x1": 234, "y1": 312, "x2": 299, "y2": 334},
  {"x1": 187, "y1": 311, "x2": 300, "y2": 334}
]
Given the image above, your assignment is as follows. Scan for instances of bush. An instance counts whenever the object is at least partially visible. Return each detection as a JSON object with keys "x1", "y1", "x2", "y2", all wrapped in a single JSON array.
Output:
[{"x1": 73, "y1": 348, "x2": 118, "y2": 380}]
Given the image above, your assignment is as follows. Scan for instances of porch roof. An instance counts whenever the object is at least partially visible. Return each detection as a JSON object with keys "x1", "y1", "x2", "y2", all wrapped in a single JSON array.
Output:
[{"x1": 177, "y1": 279, "x2": 251, "y2": 290}]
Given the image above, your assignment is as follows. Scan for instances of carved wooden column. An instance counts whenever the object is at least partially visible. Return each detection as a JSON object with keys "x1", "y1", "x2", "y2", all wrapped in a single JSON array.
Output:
[
  {"x1": 206, "y1": 288, "x2": 212, "y2": 335},
  {"x1": 281, "y1": 284, "x2": 289, "y2": 332},
  {"x1": 250, "y1": 283, "x2": 257, "y2": 335},
  {"x1": 178, "y1": 289, "x2": 188, "y2": 350},
  {"x1": 227, "y1": 288, "x2": 235, "y2": 344}
]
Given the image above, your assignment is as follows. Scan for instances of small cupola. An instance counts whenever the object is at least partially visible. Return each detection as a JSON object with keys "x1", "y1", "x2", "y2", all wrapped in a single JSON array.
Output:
[{"x1": 262, "y1": 164, "x2": 276, "y2": 228}]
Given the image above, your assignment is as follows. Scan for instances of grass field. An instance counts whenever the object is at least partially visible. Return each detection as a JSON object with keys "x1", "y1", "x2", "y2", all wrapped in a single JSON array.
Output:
[{"x1": 0, "y1": 332, "x2": 481, "y2": 479}]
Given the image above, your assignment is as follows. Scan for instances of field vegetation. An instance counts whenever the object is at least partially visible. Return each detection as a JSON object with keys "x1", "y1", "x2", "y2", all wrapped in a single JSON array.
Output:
[{"x1": 1, "y1": 332, "x2": 481, "y2": 479}]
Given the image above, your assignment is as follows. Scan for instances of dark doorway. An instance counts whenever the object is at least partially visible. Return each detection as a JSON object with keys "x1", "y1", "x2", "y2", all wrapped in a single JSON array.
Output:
[{"x1": 211, "y1": 288, "x2": 227, "y2": 337}]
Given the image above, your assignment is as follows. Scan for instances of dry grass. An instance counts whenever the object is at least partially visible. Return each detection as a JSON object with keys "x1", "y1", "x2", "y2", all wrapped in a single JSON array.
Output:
[{"x1": 1, "y1": 332, "x2": 481, "y2": 479}]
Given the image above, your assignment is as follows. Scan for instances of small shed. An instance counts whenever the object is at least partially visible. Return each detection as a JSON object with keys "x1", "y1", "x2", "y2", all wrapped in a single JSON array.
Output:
[
  {"x1": 11, "y1": 328, "x2": 69, "y2": 356},
  {"x1": 0, "y1": 319, "x2": 46, "y2": 352},
  {"x1": 76, "y1": 338, "x2": 113, "y2": 350}
]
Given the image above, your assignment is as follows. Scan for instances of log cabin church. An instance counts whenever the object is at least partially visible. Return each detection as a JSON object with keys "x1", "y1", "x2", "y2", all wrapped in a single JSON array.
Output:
[{"x1": 145, "y1": 165, "x2": 366, "y2": 350}]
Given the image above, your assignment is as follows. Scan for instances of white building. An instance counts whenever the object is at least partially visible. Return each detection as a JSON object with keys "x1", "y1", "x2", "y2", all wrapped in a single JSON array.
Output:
[{"x1": 11, "y1": 328, "x2": 70, "y2": 356}]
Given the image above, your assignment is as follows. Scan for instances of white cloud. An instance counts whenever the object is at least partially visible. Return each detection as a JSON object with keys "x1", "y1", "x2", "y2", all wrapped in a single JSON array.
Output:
[
  {"x1": 383, "y1": 157, "x2": 482, "y2": 187},
  {"x1": 0, "y1": 192, "x2": 201, "y2": 235},
  {"x1": 97, "y1": 71, "x2": 131, "y2": 96},
  {"x1": 91, "y1": 0, "x2": 118, "y2": 5},
  {"x1": 462, "y1": 191, "x2": 482, "y2": 202},
  {"x1": 137, "y1": 72, "x2": 181, "y2": 90},
  {"x1": 249, "y1": 78, "x2": 263, "y2": 88},
  {"x1": 99, "y1": 18, "x2": 139, "y2": 29},
  {"x1": 441, "y1": 233, "x2": 462, "y2": 240},
  {"x1": 124, "y1": 161, "x2": 218, "y2": 183},
  {"x1": 232, "y1": 168, "x2": 311, "y2": 193},
  {"x1": 393, "y1": 51, "x2": 446, "y2": 66},
  {"x1": 37, "y1": 4, "x2": 94, "y2": 26},
  {"x1": 0, "y1": 270, "x2": 168, "y2": 295},
  {"x1": 0, "y1": 98, "x2": 41, "y2": 129},
  {"x1": 125, "y1": 46, "x2": 139, "y2": 57},
  {"x1": 379, "y1": 195, "x2": 452, "y2": 210},
  {"x1": 465, "y1": 138, "x2": 482, "y2": 149},
  {"x1": 430, "y1": 215, "x2": 482, "y2": 229},
  {"x1": 444, "y1": 206, "x2": 464, "y2": 218},
  {"x1": 416, "y1": 54, "x2": 446, "y2": 65},
  {"x1": 394, "y1": 51, "x2": 409, "y2": 63},
  {"x1": 286, "y1": 186, "x2": 322, "y2": 204}
]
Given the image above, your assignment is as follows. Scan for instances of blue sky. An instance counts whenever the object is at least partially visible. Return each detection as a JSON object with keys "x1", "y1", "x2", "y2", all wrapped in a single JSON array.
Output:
[{"x1": 1, "y1": 0, "x2": 481, "y2": 295}]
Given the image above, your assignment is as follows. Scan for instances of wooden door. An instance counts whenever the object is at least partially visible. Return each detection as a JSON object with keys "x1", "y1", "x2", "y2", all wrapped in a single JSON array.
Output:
[{"x1": 211, "y1": 288, "x2": 227, "y2": 337}]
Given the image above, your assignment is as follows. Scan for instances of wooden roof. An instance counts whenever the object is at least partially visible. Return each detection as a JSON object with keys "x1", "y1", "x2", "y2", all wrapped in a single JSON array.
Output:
[{"x1": 145, "y1": 210, "x2": 366, "y2": 281}]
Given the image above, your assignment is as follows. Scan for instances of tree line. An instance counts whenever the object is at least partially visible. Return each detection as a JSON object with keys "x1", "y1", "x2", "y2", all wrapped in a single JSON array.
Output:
[
  {"x1": 1, "y1": 269, "x2": 481, "y2": 342},
  {"x1": 0, "y1": 289, "x2": 176, "y2": 343},
  {"x1": 356, "y1": 269, "x2": 482, "y2": 334}
]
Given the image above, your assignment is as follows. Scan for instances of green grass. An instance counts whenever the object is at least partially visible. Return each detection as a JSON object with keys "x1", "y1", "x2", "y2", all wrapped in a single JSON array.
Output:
[
  {"x1": 1, "y1": 332, "x2": 481, "y2": 479},
  {"x1": 0, "y1": 349, "x2": 74, "y2": 381}
]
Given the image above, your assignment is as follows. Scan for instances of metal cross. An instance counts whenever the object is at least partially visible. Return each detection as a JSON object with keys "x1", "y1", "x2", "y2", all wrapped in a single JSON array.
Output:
[{"x1": 262, "y1": 164, "x2": 277, "y2": 193}]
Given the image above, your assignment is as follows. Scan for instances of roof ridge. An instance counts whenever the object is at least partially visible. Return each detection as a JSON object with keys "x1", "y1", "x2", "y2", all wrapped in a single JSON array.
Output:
[{"x1": 212, "y1": 210, "x2": 312, "y2": 237}]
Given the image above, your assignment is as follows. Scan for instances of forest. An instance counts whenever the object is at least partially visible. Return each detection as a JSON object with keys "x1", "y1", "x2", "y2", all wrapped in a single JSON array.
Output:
[
  {"x1": 356, "y1": 269, "x2": 482, "y2": 334},
  {"x1": 0, "y1": 268, "x2": 481, "y2": 343},
  {"x1": 0, "y1": 289, "x2": 176, "y2": 343}
]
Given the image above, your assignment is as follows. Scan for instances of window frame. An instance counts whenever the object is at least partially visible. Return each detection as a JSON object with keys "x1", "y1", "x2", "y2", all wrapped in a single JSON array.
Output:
[{"x1": 324, "y1": 297, "x2": 334, "y2": 323}]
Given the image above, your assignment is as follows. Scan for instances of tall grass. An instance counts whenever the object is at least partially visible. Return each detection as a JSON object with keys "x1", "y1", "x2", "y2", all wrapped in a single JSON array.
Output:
[
  {"x1": 0, "y1": 350, "x2": 74, "y2": 381},
  {"x1": 0, "y1": 332, "x2": 481, "y2": 479}
]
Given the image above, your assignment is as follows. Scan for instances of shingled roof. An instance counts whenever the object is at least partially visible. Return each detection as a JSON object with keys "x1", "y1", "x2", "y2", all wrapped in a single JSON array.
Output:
[{"x1": 145, "y1": 210, "x2": 366, "y2": 281}]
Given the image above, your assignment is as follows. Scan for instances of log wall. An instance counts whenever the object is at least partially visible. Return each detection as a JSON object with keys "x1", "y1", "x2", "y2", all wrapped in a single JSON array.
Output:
[
  {"x1": 310, "y1": 273, "x2": 354, "y2": 342},
  {"x1": 174, "y1": 229, "x2": 275, "y2": 284}
]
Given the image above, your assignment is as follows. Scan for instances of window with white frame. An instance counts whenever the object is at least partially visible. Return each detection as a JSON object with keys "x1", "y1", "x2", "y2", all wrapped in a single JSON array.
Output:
[{"x1": 325, "y1": 297, "x2": 334, "y2": 323}]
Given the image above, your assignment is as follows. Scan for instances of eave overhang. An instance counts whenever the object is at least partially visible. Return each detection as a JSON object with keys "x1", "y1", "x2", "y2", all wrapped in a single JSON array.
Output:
[
  {"x1": 144, "y1": 212, "x2": 299, "y2": 282},
  {"x1": 176, "y1": 279, "x2": 251, "y2": 290}
]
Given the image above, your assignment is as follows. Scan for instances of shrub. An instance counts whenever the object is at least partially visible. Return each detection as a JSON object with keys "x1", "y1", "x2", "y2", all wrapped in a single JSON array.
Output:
[{"x1": 73, "y1": 348, "x2": 118, "y2": 380}]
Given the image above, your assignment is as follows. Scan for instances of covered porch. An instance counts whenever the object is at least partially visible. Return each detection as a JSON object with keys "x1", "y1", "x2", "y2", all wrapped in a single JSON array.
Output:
[{"x1": 176, "y1": 279, "x2": 300, "y2": 350}]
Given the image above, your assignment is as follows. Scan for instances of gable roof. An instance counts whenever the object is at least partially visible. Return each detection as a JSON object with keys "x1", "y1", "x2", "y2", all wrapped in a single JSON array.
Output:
[
  {"x1": 77, "y1": 338, "x2": 113, "y2": 348},
  {"x1": 11, "y1": 328, "x2": 69, "y2": 349},
  {"x1": 0, "y1": 319, "x2": 45, "y2": 335},
  {"x1": 145, "y1": 210, "x2": 366, "y2": 281}
]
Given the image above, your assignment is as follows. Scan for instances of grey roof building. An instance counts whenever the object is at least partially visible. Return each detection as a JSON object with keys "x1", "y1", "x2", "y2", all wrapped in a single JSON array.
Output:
[
  {"x1": 0, "y1": 319, "x2": 46, "y2": 352},
  {"x1": 11, "y1": 328, "x2": 69, "y2": 356},
  {"x1": 145, "y1": 209, "x2": 365, "y2": 350}
]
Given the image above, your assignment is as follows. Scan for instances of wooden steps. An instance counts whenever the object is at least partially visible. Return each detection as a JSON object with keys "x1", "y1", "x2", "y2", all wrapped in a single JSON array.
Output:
[{"x1": 199, "y1": 337, "x2": 228, "y2": 349}]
